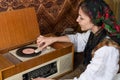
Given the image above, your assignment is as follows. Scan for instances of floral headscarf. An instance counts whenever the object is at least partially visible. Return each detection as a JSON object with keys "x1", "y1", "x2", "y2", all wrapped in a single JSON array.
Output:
[{"x1": 80, "y1": 0, "x2": 120, "y2": 38}]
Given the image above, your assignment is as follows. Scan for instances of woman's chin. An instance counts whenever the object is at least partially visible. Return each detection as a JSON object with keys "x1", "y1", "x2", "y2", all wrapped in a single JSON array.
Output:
[{"x1": 81, "y1": 28, "x2": 87, "y2": 31}]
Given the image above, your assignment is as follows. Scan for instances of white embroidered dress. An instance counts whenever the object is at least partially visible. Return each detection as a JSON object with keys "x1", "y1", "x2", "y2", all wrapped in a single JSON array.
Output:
[{"x1": 67, "y1": 30, "x2": 119, "y2": 80}]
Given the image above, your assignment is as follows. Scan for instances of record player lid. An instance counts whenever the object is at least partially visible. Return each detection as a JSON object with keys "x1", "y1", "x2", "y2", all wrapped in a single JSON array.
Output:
[{"x1": 0, "y1": 7, "x2": 40, "y2": 51}]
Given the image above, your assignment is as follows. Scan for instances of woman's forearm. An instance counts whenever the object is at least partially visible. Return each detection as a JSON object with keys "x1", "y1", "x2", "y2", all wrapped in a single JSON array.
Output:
[{"x1": 54, "y1": 36, "x2": 71, "y2": 43}]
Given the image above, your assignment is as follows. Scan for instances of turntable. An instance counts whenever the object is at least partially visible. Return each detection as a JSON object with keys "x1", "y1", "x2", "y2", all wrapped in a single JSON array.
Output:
[
  {"x1": 9, "y1": 44, "x2": 55, "y2": 62},
  {"x1": 0, "y1": 7, "x2": 74, "y2": 80}
]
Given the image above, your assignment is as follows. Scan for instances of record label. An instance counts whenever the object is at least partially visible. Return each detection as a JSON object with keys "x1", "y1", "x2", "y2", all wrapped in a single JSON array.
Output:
[{"x1": 16, "y1": 46, "x2": 41, "y2": 57}]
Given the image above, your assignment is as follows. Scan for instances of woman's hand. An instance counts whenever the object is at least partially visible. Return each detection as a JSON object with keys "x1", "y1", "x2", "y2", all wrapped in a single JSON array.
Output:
[
  {"x1": 37, "y1": 35, "x2": 57, "y2": 50},
  {"x1": 36, "y1": 35, "x2": 70, "y2": 51}
]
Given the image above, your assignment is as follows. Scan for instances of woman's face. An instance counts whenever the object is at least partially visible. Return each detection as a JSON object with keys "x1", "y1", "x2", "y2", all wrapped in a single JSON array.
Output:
[{"x1": 76, "y1": 7, "x2": 94, "y2": 31}]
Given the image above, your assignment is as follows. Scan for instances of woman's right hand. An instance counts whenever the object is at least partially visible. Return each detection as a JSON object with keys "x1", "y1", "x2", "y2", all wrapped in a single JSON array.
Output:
[{"x1": 37, "y1": 35, "x2": 57, "y2": 50}]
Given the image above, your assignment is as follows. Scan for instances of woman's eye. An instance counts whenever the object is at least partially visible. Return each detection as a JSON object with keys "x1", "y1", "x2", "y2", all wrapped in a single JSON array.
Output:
[
  {"x1": 80, "y1": 17, "x2": 84, "y2": 20},
  {"x1": 79, "y1": 16, "x2": 84, "y2": 20}
]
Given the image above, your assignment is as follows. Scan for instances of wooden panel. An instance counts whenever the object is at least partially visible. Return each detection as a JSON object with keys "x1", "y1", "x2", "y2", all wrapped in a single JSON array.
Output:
[
  {"x1": 0, "y1": 7, "x2": 40, "y2": 51},
  {"x1": 0, "y1": 54, "x2": 14, "y2": 72},
  {"x1": 0, "y1": 72, "x2": 2, "y2": 80}
]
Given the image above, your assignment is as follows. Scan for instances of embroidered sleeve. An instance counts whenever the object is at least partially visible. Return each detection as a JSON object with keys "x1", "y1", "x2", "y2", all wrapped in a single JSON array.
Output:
[
  {"x1": 74, "y1": 46, "x2": 119, "y2": 80},
  {"x1": 67, "y1": 30, "x2": 91, "y2": 52}
]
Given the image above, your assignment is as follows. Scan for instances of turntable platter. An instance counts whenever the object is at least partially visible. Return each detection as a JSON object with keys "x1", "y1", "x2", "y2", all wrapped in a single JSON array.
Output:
[
  {"x1": 22, "y1": 48, "x2": 35, "y2": 54},
  {"x1": 16, "y1": 46, "x2": 41, "y2": 57}
]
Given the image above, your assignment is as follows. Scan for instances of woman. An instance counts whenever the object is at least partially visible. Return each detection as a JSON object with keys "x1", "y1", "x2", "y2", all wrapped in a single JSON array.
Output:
[{"x1": 33, "y1": 0, "x2": 120, "y2": 80}]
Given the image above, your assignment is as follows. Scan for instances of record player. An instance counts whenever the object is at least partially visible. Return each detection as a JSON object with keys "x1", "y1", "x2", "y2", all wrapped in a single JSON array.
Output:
[{"x1": 0, "y1": 7, "x2": 74, "y2": 80}]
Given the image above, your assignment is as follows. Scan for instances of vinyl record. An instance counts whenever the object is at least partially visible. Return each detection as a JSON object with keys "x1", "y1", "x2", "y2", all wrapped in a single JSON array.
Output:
[{"x1": 16, "y1": 46, "x2": 41, "y2": 57}]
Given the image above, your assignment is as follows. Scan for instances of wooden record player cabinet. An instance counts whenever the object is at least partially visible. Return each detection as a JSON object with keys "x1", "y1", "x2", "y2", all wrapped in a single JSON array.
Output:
[{"x1": 0, "y1": 8, "x2": 74, "y2": 80}]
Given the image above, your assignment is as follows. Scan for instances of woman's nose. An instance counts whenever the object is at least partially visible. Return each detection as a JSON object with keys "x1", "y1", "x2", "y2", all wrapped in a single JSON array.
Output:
[{"x1": 76, "y1": 17, "x2": 79, "y2": 22}]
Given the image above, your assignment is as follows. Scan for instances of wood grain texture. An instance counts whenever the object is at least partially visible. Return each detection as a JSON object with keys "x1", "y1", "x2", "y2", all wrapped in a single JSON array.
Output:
[{"x1": 0, "y1": 7, "x2": 40, "y2": 51}]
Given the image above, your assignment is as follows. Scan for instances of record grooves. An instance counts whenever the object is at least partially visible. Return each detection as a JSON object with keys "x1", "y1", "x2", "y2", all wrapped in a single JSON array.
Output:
[{"x1": 16, "y1": 46, "x2": 41, "y2": 57}]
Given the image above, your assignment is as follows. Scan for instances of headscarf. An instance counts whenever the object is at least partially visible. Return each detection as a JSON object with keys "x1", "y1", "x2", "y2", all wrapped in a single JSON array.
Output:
[
  {"x1": 79, "y1": 0, "x2": 120, "y2": 38},
  {"x1": 79, "y1": 0, "x2": 120, "y2": 65}
]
